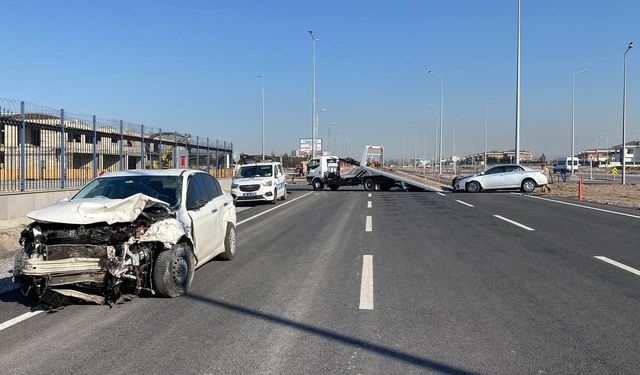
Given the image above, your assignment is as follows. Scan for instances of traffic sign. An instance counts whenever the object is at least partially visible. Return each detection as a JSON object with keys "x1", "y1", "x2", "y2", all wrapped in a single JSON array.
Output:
[{"x1": 611, "y1": 167, "x2": 619, "y2": 176}]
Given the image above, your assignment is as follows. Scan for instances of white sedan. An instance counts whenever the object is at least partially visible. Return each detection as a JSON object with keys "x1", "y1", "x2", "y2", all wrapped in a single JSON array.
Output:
[
  {"x1": 13, "y1": 169, "x2": 236, "y2": 306},
  {"x1": 452, "y1": 164, "x2": 548, "y2": 193}
]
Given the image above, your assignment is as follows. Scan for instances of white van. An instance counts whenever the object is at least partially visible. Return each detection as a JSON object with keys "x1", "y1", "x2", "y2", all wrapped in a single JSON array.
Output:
[
  {"x1": 553, "y1": 157, "x2": 579, "y2": 173},
  {"x1": 231, "y1": 162, "x2": 287, "y2": 203}
]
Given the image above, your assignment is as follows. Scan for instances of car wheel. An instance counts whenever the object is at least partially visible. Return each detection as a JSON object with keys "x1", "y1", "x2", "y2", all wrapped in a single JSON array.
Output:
[
  {"x1": 363, "y1": 178, "x2": 375, "y2": 191},
  {"x1": 153, "y1": 242, "x2": 195, "y2": 298},
  {"x1": 271, "y1": 188, "x2": 278, "y2": 204},
  {"x1": 521, "y1": 178, "x2": 536, "y2": 193},
  {"x1": 329, "y1": 184, "x2": 339, "y2": 191},
  {"x1": 280, "y1": 187, "x2": 287, "y2": 200},
  {"x1": 466, "y1": 181, "x2": 481, "y2": 193},
  {"x1": 312, "y1": 179, "x2": 324, "y2": 191},
  {"x1": 219, "y1": 224, "x2": 236, "y2": 260}
]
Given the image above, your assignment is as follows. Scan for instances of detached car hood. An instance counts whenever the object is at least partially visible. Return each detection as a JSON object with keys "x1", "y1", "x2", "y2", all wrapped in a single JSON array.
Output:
[{"x1": 26, "y1": 193, "x2": 171, "y2": 225}]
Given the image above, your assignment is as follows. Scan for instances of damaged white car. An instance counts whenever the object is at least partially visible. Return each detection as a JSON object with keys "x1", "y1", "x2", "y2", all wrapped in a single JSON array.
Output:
[{"x1": 13, "y1": 169, "x2": 236, "y2": 306}]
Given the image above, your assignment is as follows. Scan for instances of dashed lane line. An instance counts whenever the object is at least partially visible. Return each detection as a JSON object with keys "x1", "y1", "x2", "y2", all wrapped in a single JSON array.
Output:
[
  {"x1": 437, "y1": 192, "x2": 446, "y2": 197},
  {"x1": 493, "y1": 214, "x2": 535, "y2": 231},
  {"x1": 359, "y1": 255, "x2": 374, "y2": 310},
  {"x1": 367, "y1": 201, "x2": 372, "y2": 209},
  {"x1": 594, "y1": 256, "x2": 640, "y2": 277},
  {"x1": 455, "y1": 200, "x2": 474, "y2": 207},
  {"x1": 365, "y1": 216, "x2": 372, "y2": 232}
]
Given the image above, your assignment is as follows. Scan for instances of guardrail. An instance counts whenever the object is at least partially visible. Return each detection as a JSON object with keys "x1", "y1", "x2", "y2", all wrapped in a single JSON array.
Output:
[{"x1": 0, "y1": 98, "x2": 234, "y2": 192}]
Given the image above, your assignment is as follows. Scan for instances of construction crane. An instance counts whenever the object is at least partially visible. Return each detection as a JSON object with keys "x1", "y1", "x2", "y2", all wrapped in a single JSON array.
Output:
[{"x1": 146, "y1": 132, "x2": 191, "y2": 169}]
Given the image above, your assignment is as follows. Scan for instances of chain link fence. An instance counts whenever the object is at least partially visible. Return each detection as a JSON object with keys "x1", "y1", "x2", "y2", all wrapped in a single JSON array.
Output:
[{"x1": 0, "y1": 97, "x2": 234, "y2": 192}]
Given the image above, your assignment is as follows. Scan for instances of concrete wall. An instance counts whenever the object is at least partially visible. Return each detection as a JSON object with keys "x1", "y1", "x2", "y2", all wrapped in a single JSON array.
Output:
[
  {"x1": 0, "y1": 178, "x2": 232, "y2": 221},
  {"x1": 0, "y1": 189, "x2": 80, "y2": 220}
]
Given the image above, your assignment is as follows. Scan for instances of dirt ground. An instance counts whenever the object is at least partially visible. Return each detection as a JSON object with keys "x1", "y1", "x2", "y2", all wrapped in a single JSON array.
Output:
[
  {"x1": 542, "y1": 181, "x2": 640, "y2": 209},
  {"x1": 0, "y1": 217, "x2": 31, "y2": 256}
]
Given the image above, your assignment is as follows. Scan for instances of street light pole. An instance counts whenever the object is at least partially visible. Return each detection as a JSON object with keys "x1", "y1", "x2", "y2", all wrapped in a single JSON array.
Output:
[
  {"x1": 309, "y1": 31, "x2": 318, "y2": 158},
  {"x1": 622, "y1": 41, "x2": 633, "y2": 185},
  {"x1": 428, "y1": 70, "x2": 444, "y2": 175},
  {"x1": 571, "y1": 69, "x2": 588, "y2": 175},
  {"x1": 315, "y1": 108, "x2": 326, "y2": 155},
  {"x1": 483, "y1": 102, "x2": 492, "y2": 168},
  {"x1": 515, "y1": 0, "x2": 521, "y2": 165},
  {"x1": 453, "y1": 117, "x2": 462, "y2": 176},
  {"x1": 255, "y1": 75, "x2": 265, "y2": 160},
  {"x1": 428, "y1": 103, "x2": 438, "y2": 170}
]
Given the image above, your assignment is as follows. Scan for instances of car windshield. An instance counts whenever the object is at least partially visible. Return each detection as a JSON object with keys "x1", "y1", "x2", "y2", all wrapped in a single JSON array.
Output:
[
  {"x1": 237, "y1": 165, "x2": 273, "y2": 178},
  {"x1": 73, "y1": 175, "x2": 183, "y2": 207}
]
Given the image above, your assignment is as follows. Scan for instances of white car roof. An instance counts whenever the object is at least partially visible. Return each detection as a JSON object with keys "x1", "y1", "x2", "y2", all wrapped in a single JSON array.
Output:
[{"x1": 98, "y1": 169, "x2": 202, "y2": 178}]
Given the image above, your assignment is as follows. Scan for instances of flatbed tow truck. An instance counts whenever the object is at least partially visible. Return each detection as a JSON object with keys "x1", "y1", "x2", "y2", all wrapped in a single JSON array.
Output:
[{"x1": 306, "y1": 145, "x2": 440, "y2": 192}]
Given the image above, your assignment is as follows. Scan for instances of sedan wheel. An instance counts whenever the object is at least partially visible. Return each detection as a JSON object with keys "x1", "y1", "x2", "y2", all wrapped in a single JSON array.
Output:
[
  {"x1": 466, "y1": 181, "x2": 480, "y2": 193},
  {"x1": 521, "y1": 179, "x2": 536, "y2": 193}
]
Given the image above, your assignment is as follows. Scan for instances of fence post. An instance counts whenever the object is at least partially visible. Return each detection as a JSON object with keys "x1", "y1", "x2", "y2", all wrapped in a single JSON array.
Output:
[
  {"x1": 206, "y1": 137, "x2": 210, "y2": 172},
  {"x1": 60, "y1": 109, "x2": 66, "y2": 189},
  {"x1": 92, "y1": 115, "x2": 97, "y2": 179},
  {"x1": 196, "y1": 135, "x2": 200, "y2": 169},
  {"x1": 158, "y1": 128, "x2": 162, "y2": 169},
  {"x1": 19, "y1": 101, "x2": 25, "y2": 191},
  {"x1": 215, "y1": 139, "x2": 219, "y2": 174},
  {"x1": 119, "y1": 120, "x2": 124, "y2": 171},
  {"x1": 140, "y1": 124, "x2": 145, "y2": 169},
  {"x1": 174, "y1": 131, "x2": 178, "y2": 169}
]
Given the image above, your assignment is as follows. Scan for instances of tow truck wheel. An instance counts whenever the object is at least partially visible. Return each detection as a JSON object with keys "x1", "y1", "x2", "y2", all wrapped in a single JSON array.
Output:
[
  {"x1": 312, "y1": 179, "x2": 324, "y2": 191},
  {"x1": 153, "y1": 242, "x2": 195, "y2": 298},
  {"x1": 363, "y1": 178, "x2": 375, "y2": 191},
  {"x1": 329, "y1": 184, "x2": 339, "y2": 191}
]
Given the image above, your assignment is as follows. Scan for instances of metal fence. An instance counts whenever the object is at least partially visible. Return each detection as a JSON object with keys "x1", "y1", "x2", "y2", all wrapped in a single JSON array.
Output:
[{"x1": 0, "y1": 98, "x2": 234, "y2": 192}]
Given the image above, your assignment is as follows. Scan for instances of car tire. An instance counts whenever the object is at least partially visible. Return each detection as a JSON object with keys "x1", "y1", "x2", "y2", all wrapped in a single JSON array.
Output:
[
  {"x1": 280, "y1": 187, "x2": 287, "y2": 200},
  {"x1": 153, "y1": 242, "x2": 195, "y2": 298},
  {"x1": 312, "y1": 179, "x2": 324, "y2": 191},
  {"x1": 219, "y1": 224, "x2": 236, "y2": 261},
  {"x1": 363, "y1": 178, "x2": 375, "y2": 191},
  {"x1": 466, "y1": 181, "x2": 481, "y2": 193},
  {"x1": 329, "y1": 184, "x2": 339, "y2": 191},
  {"x1": 521, "y1": 178, "x2": 536, "y2": 193}
]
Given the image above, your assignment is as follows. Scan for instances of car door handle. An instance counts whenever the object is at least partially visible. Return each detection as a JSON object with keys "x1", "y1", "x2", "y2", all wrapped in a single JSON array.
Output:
[
  {"x1": 211, "y1": 208, "x2": 218, "y2": 213},
  {"x1": 223, "y1": 202, "x2": 229, "y2": 207}
]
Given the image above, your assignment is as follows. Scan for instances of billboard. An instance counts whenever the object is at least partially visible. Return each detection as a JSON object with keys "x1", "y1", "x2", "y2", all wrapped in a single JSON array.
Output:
[{"x1": 299, "y1": 138, "x2": 322, "y2": 156}]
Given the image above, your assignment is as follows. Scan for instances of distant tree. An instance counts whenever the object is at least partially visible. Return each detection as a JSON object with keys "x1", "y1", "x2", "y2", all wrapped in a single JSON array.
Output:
[{"x1": 539, "y1": 153, "x2": 546, "y2": 162}]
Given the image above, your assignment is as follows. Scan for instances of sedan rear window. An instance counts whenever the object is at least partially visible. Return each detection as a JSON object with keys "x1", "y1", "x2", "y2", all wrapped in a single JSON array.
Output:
[{"x1": 73, "y1": 175, "x2": 182, "y2": 207}]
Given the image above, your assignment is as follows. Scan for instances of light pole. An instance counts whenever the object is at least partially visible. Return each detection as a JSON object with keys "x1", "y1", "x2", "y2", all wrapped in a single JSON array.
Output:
[
  {"x1": 622, "y1": 41, "x2": 633, "y2": 185},
  {"x1": 427, "y1": 103, "x2": 438, "y2": 170},
  {"x1": 453, "y1": 117, "x2": 462, "y2": 176},
  {"x1": 254, "y1": 75, "x2": 265, "y2": 160},
  {"x1": 483, "y1": 102, "x2": 493, "y2": 168},
  {"x1": 328, "y1": 121, "x2": 337, "y2": 154},
  {"x1": 514, "y1": 0, "x2": 521, "y2": 165},
  {"x1": 315, "y1": 108, "x2": 326, "y2": 155},
  {"x1": 599, "y1": 135, "x2": 609, "y2": 167},
  {"x1": 309, "y1": 31, "x2": 318, "y2": 157},
  {"x1": 571, "y1": 69, "x2": 588, "y2": 175},
  {"x1": 427, "y1": 70, "x2": 444, "y2": 175}
]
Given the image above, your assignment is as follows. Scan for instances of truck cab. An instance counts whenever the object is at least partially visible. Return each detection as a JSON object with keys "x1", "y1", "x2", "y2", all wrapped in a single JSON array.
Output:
[{"x1": 306, "y1": 156, "x2": 341, "y2": 190}]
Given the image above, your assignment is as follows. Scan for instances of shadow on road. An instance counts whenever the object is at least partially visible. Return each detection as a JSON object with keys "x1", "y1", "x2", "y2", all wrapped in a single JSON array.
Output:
[{"x1": 184, "y1": 293, "x2": 478, "y2": 375}]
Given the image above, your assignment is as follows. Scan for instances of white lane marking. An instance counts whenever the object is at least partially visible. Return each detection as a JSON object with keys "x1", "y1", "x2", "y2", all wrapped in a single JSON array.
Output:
[
  {"x1": 359, "y1": 255, "x2": 374, "y2": 310},
  {"x1": 594, "y1": 256, "x2": 640, "y2": 277},
  {"x1": 367, "y1": 201, "x2": 372, "y2": 208},
  {"x1": 368, "y1": 193, "x2": 372, "y2": 198},
  {"x1": 237, "y1": 192, "x2": 314, "y2": 226},
  {"x1": 514, "y1": 193, "x2": 640, "y2": 220},
  {"x1": 0, "y1": 311, "x2": 43, "y2": 332},
  {"x1": 365, "y1": 216, "x2": 372, "y2": 232},
  {"x1": 455, "y1": 200, "x2": 474, "y2": 207},
  {"x1": 437, "y1": 192, "x2": 446, "y2": 197},
  {"x1": 235, "y1": 206, "x2": 251, "y2": 213},
  {"x1": 493, "y1": 214, "x2": 535, "y2": 231}
]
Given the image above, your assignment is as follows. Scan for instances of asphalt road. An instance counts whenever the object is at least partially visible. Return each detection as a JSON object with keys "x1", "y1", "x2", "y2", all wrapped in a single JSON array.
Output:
[{"x1": 0, "y1": 185, "x2": 639, "y2": 374}]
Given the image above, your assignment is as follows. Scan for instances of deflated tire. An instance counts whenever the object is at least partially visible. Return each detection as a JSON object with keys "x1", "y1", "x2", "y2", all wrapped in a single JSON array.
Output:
[{"x1": 153, "y1": 242, "x2": 195, "y2": 298}]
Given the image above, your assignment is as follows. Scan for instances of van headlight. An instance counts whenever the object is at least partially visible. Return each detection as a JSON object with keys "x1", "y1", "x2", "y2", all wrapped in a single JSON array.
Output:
[
  {"x1": 231, "y1": 183, "x2": 239, "y2": 189},
  {"x1": 262, "y1": 180, "x2": 273, "y2": 186}
]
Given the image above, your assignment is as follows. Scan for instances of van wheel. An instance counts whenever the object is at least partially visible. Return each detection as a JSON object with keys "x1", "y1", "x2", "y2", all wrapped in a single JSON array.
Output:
[
  {"x1": 363, "y1": 178, "x2": 375, "y2": 191},
  {"x1": 153, "y1": 243, "x2": 195, "y2": 298},
  {"x1": 280, "y1": 187, "x2": 287, "y2": 200},
  {"x1": 521, "y1": 179, "x2": 536, "y2": 193},
  {"x1": 312, "y1": 179, "x2": 324, "y2": 191},
  {"x1": 271, "y1": 189, "x2": 278, "y2": 204}
]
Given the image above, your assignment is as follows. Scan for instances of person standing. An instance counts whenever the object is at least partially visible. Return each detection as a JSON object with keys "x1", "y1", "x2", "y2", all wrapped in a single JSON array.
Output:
[{"x1": 541, "y1": 163, "x2": 551, "y2": 193}]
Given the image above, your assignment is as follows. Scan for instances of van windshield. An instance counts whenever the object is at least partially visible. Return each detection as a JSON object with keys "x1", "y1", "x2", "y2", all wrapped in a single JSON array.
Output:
[{"x1": 237, "y1": 165, "x2": 273, "y2": 178}]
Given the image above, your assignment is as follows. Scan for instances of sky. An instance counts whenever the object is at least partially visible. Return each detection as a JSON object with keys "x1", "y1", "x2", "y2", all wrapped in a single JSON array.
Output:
[{"x1": 2, "y1": 0, "x2": 640, "y2": 160}]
